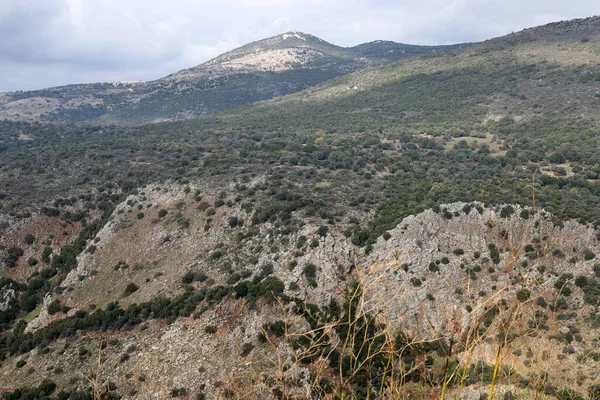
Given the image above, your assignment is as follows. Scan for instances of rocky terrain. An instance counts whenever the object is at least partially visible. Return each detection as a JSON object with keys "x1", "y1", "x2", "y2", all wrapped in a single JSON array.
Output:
[
  {"x1": 2, "y1": 186, "x2": 600, "y2": 399},
  {"x1": 1, "y1": 15, "x2": 600, "y2": 400}
]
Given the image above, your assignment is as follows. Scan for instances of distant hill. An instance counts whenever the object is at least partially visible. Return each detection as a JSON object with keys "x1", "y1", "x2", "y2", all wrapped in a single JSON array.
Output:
[{"x1": 0, "y1": 32, "x2": 464, "y2": 125}]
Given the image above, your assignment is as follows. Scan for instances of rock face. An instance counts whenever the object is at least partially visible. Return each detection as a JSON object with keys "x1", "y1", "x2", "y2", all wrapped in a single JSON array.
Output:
[
  {"x1": 4, "y1": 194, "x2": 600, "y2": 399},
  {"x1": 38, "y1": 193, "x2": 600, "y2": 337},
  {"x1": 52, "y1": 181, "x2": 358, "y2": 316},
  {"x1": 362, "y1": 202, "x2": 598, "y2": 338},
  {"x1": 0, "y1": 286, "x2": 15, "y2": 312},
  {"x1": 25, "y1": 293, "x2": 52, "y2": 332}
]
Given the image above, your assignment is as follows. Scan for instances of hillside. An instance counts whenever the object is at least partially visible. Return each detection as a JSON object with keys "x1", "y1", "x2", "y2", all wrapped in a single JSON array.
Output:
[
  {"x1": 1, "y1": 16, "x2": 600, "y2": 400},
  {"x1": 0, "y1": 33, "x2": 462, "y2": 125}
]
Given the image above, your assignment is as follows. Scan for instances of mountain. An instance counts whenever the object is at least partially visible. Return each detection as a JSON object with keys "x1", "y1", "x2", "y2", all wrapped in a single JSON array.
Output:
[
  {"x1": 1, "y1": 16, "x2": 600, "y2": 400},
  {"x1": 0, "y1": 32, "x2": 463, "y2": 125}
]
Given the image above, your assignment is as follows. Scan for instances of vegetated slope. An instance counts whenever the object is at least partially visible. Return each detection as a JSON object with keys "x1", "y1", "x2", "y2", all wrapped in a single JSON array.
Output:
[
  {"x1": 1, "y1": 16, "x2": 600, "y2": 399},
  {"x1": 1, "y1": 194, "x2": 600, "y2": 399},
  {"x1": 221, "y1": 17, "x2": 600, "y2": 128},
  {"x1": 0, "y1": 33, "x2": 462, "y2": 125}
]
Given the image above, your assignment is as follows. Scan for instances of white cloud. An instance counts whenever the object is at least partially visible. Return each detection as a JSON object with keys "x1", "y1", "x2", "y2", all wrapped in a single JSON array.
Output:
[{"x1": 273, "y1": 17, "x2": 291, "y2": 26}]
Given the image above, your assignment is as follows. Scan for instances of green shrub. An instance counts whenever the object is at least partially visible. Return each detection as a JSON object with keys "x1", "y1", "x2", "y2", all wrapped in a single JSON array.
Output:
[
  {"x1": 488, "y1": 243, "x2": 500, "y2": 264},
  {"x1": 123, "y1": 283, "x2": 139, "y2": 297},
  {"x1": 226, "y1": 273, "x2": 241, "y2": 285},
  {"x1": 40, "y1": 267, "x2": 57, "y2": 279},
  {"x1": 500, "y1": 205, "x2": 514, "y2": 218},
  {"x1": 317, "y1": 226, "x2": 329, "y2": 237},
  {"x1": 516, "y1": 289, "x2": 531, "y2": 302},
  {"x1": 171, "y1": 387, "x2": 188, "y2": 397},
  {"x1": 41, "y1": 247, "x2": 53, "y2": 263},
  {"x1": 182, "y1": 271, "x2": 195, "y2": 284},
  {"x1": 24, "y1": 234, "x2": 36, "y2": 245},
  {"x1": 303, "y1": 263, "x2": 317, "y2": 279},
  {"x1": 6, "y1": 247, "x2": 24, "y2": 267},
  {"x1": 48, "y1": 300, "x2": 62, "y2": 315},
  {"x1": 204, "y1": 325, "x2": 217, "y2": 334}
]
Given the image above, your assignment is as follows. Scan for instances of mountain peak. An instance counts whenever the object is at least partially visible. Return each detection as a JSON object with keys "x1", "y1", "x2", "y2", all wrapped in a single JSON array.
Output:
[
  {"x1": 184, "y1": 31, "x2": 343, "y2": 75},
  {"x1": 278, "y1": 31, "x2": 308, "y2": 40}
]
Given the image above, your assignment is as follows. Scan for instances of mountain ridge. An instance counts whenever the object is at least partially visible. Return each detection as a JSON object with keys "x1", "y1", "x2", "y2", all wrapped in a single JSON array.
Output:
[{"x1": 0, "y1": 32, "x2": 466, "y2": 125}]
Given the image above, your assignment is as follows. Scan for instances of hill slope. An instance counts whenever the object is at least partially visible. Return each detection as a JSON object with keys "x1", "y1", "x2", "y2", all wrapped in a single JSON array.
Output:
[
  {"x1": 1, "y1": 16, "x2": 600, "y2": 400},
  {"x1": 0, "y1": 32, "x2": 462, "y2": 125}
]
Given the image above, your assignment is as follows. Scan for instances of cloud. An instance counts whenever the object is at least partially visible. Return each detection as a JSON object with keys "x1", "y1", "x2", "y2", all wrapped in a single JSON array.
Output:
[
  {"x1": 0, "y1": 0, "x2": 597, "y2": 91},
  {"x1": 273, "y1": 17, "x2": 291, "y2": 26}
]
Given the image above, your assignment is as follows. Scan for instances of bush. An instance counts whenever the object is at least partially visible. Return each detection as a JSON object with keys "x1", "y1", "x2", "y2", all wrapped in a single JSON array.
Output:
[
  {"x1": 303, "y1": 263, "x2": 317, "y2": 279},
  {"x1": 516, "y1": 289, "x2": 531, "y2": 302},
  {"x1": 171, "y1": 388, "x2": 188, "y2": 397},
  {"x1": 536, "y1": 296, "x2": 547, "y2": 308},
  {"x1": 40, "y1": 268, "x2": 57, "y2": 279},
  {"x1": 41, "y1": 247, "x2": 53, "y2": 263},
  {"x1": 48, "y1": 300, "x2": 62, "y2": 315},
  {"x1": 225, "y1": 216, "x2": 238, "y2": 228},
  {"x1": 317, "y1": 226, "x2": 329, "y2": 237},
  {"x1": 24, "y1": 234, "x2": 36, "y2": 245},
  {"x1": 226, "y1": 273, "x2": 241, "y2": 285},
  {"x1": 158, "y1": 209, "x2": 168, "y2": 218},
  {"x1": 123, "y1": 283, "x2": 139, "y2": 297},
  {"x1": 500, "y1": 205, "x2": 514, "y2": 218},
  {"x1": 488, "y1": 243, "x2": 500, "y2": 264},
  {"x1": 137, "y1": 212, "x2": 144, "y2": 219},
  {"x1": 204, "y1": 325, "x2": 217, "y2": 334},
  {"x1": 15, "y1": 359, "x2": 26, "y2": 368},
  {"x1": 575, "y1": 275, "x2": 589, "y2": 288},
  {"x1": 6, "y1": 247, "x2": 24, "y2": 267},
  {"x1": 182, "y1": 271, "x2": 195, "y2": 284}
]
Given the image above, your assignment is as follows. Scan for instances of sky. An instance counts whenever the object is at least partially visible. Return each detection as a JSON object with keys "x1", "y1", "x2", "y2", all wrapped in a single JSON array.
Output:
[{"x1": 0, "y1": 0, "x2": 597, "y2": 92}]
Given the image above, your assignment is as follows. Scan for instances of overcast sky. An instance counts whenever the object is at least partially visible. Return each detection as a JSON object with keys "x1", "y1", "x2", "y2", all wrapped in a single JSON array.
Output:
[{"x1": 0, "y1": 0, "x2": 597, "y2": 92}]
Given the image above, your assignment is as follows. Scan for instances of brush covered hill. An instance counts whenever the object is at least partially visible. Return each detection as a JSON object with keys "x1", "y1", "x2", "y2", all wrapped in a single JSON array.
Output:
[
  {"x1": 0, "y1": 33, "x2": 461, "y2": 125},
  {"x1": 2, "y1": 194, "x2": 600, "y2": 399},
  {"x1": 0, "y1": 16, "x2": 600, "y2": 400}
]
